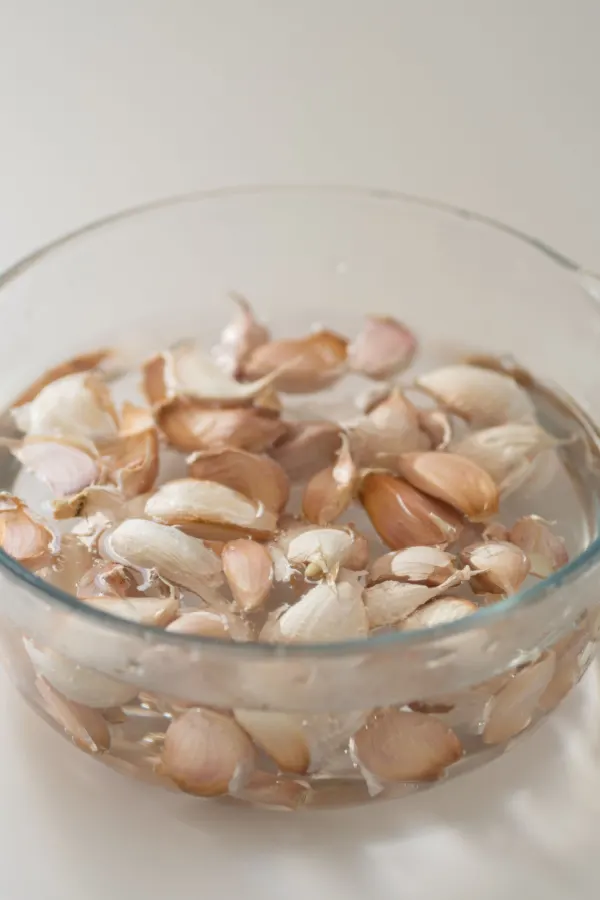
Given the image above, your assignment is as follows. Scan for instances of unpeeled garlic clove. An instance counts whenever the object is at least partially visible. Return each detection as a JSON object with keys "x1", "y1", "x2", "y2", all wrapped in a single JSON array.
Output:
[
  {"x1": 12, "y1": 372, "x2": 119, "y2": 441},
  {"x1": 12, "y1": 349, "x2": 111, "y2": 408},
  {"x1": 359, "y1": 473, "x2": 463, "y2": 549},
  {"x1": 416, "y1": 364, "x2": 534, "y2": 427},
  {"x1": 77, "y1": 561, "x2": 140, "y2": 599},
  {"x1": 396, "y1": 452, "x2": 499, "y2": 521},
  {"x1": 234, "y1": 710, "x2": 310, "y2": 774},
  {"x1": 211, "y1": 293, "x2": 270, "y2": 376},
  {"x1": 35, "y1": 677, "x2": 111, "y2": 754},
  {"x1": 0, "y1": 494, "x2": 55, "y2": 567},
  {"x1": 348, "y1": 316, "x2": 417, "y2": 380},
  {"x1": 302, "y1": 435, "x2": 357, "y2": 525},
  {"x1": 350, "y1": 709, "x2": 462, "y2": 783},
  {"x1": 187, "y1": 447, "x2": 289, "y2": 513},
  {"x1": 482, "y1": 653, "x2": 555, "y2": 744},
  {"x1": 155, "y1": 398, "x2": 287, "y2": 454},
  {"x1": 161, "y1": 708, "x2": 255, "y2": 796},
  {"x1": 52, "y1": 485, "x2": 125, "y2": 521},
  {"x1": 369, "y1": 546, "x2": 456, "y2": 586},
  {"x1": 400, "y1": 597, "x2": 477, "y2": 630},
  {"x1": 166, "y1": 610, "x2": 236, "y2": 640},
  {"x1": 268, "y1": 574, "x2": 368, "y2": 643},
  {"x1": 145, "y1": 478, "x2": 278, "y2": 540},
  {"x1": 364, "y1": 570, "x2": 469, "y2": 628},
  {"x1": 286, "y1": 527, "x2": 354, "y2": 579},
  {"x1": 451, "y1": 423, "x2": 556, "y2": 494},
  {"x1": 102, "y1": 428, "x2": 159, "y2": 500},
  {"x1": 270, "y1": 419, "x2": 342, "y2": 480},
  {"x1": 350, "y1": 390, "x2": 430, "y2": 468},
  {"x1": 222, "y1": 539, "x2": 274, "y2": 612},
  {"x1": 461, "y1": 541, "x2": 530, "y2": 595},
  {"x1": 242, "y1": 330, "x2": 348, "y2": 393},
  {"x1": 106, "y1": 518, "x2": 224, "y2": 597},
  {"x1": 8, "y1": 436, "x2": 101, "y2": 496},
  {"x1": 508, "y1": 515, "x2": 568, "y2": 578}
]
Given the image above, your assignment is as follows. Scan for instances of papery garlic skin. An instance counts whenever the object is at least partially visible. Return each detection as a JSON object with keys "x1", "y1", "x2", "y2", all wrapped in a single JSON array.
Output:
[{"x1": 416, "y1": 365, "x2": 535, "y2": 427}]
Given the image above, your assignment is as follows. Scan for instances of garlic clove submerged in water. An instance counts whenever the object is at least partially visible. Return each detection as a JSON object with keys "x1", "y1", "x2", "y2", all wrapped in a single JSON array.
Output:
[
  {"x1": 348, "y1": 316, "x2": 417, "y2": 380},
  {"x1": 461, "y1": 541, "x2": 530, "y2": 595},
  {"x1": 396, "y1": 451, "x2": 499, "y2": 521}
]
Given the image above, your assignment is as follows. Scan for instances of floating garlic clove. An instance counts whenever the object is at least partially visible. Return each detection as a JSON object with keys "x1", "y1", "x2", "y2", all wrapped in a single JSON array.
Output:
[
  {"x1": 451, "y1": 423, "x2": 556, "y2": 494},
  {"x1": 145, "y1": 478, "x2": 278, "y2": 540},
  {"x1": 482, "y1": 653, "x2": 555, "y2": 744},
  {"x1": 166, "y1": 610, "x2": 235, "y2": 640},
  {"x1": 416, "y1": 364, "x2": 534, "y2": 427},
  {"x1": 52, "y1": 485, "x2": 125, "y2": 520},
  {"x1": 461, "y1": 541, "x2": 530, "y2": 595},
  {"x1": 396, "y1": 452, "x2": 499, "y2": 521},
  {"x1": 350, "y1": 390, "x2": 430, "y2": 468},
  {"x1": 155, "y1": 398, "x2": 287, "y2": 454},
  {"x1": 77, "y1": 561, "x2": 140, "y2": 599},
  {"x1": 350, "y1": 709, "x2": 462, "y2": 783},
  {"x1": 161, "y1": 708, "x2": 255, "y2": 796},
  {"x1": 82, "y1": 592, "x2": 179, "y2": 627},
  {"x1": 187, "y1": 447, "x2": 289, "y2": 513},
  {"x1": 269, "y1": 575, "x2": 368, "y2": 643},
  {"x1": 348, "y1": 316, "x2": 417, "y2": 380},
  {"x1": 12, "y1": 349, "x2": 111, "y2": 408},
  {"x1": 359, "y1": 473, "x2": 463, "y2": 549},
  {"x1": 233, "y1": 772, "x2": 308, "y2": 811},
  {"x1": 0, "y1": 494, "x2": 55, "y2": 567},
  {"x1": 270, "y1": 419, "x2": 342, "y2": 480},
  {"x1": 302, "y1": 435, "x2": 357, "y2": 525},
  {"x1": 418, "y1": 409, "x2": 454, "y2": 450},
  {"x1": 7, "y1": 436, "x2": 101, "y2": 496},
  {"x1": 287, "y1": 527, "x2": 354, "y2": 579},
  {"x1": 12, "y1": 372, "x2": 119, "y2": 440},
  {"x1": 242, "y1": 330, "x2": 348, "y2": 393},
  {"x1": 508, "y1": 515, "x2": 568, "y2": 578},
  {"x1": 102, "y1": 428, "x2": 159, "y2": 500},
  {"x1": 364, "y1": 570, "x2": 469, "y2": 628},
  {"x1": 234, "y1": 710, "x2": 310, "y2": 773},
  {"x1": 369, "y1": 546, "x2": 457, "y2": 586},
  {"x1": 222, "y1": 539, "x2": 273, "y2": 612},
  {"x1": 25, "y1": 641, "x2": 138, "y2": 707},
  {"x1": 211, "y1": 293, "x2": 270, "y2": 376},
  {"x1": 35, "y1": 677, "x2": 111, "y2": 754},
  {"x1": 106, "y1": 519, "x2": 224, "y2": 597},
  {"x1": 400, "y1": 597, "x2": 477, "y2": 630}
]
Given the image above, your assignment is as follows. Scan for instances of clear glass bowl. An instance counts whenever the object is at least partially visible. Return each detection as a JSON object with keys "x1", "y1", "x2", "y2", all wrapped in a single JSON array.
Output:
[{"x1": 0, "y1": 186, "x2": 599, "y2": 811}]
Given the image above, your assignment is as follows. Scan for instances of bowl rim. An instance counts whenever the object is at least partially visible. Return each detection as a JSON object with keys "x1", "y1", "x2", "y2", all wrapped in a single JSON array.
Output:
[{"x1": 0, "y1": 183, "x2": 597, "y2": 659}]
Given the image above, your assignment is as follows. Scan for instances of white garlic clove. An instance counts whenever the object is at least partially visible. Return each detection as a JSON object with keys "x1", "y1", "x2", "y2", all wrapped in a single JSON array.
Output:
[
  {"x1": 396, "y1": 451, "x2": 499, "y2": 521},
  {"x1": 369, "y1": 546, "x2": 456, "y2": 586},
  {"x1": 12, "y1": 349, "x2": 111, "y2": 408},
  {"x1": 350, "y1": 709, "x2": 462, "y2": 782},
  {"x1": 242, "y1": 330, "x2": 348, "y2": 393},
  {"x1": 187, "y1": 447, "x2": 289, "y2": 513},
  {"x1": 166, "y1": 610, "x2": 239, "y2": 640},
  {"x1": 35, "y1": 677, "x2": 111, "y2": 754},
  {"x1": 155, "y1": 398, "x2": 287, "y2": 454},
  {"x1": 348, "y1": 316, "x2": 417, "y2": 380},
  {"x1": 221, "y1": 539, "x2": 273, "y2": 612},
  {"x1": 211, "y1": 292, "x2": 271, "y2": 376},
  {"x1": 364, "y1": 570, "x2": 469, "y2": 628},
  {"x1": 400, "y1": 597, "x2": 477, "y2": 630},
  {"x1": 302, "y1": 435, "x2": 357, "y2": 525},
  {"x1": 360, "y1": 473, "x2": 464, "y2": 549},
  {"x1": 451, "y1": 423, "x2": 556, "y2": 494},
  {"x1": 461, "y1": 541, "x2": 530, "y2": 595},
  {"x1": 0, "y1": 494, "x2": 55, "y2": 567},
  {"x1": 286, "y1": 527, "x2": 354, "y2": 578},
  {"x1": 161, "y1": 708, "x2": 255, "y2": 796},
  {"x1": 145, "y1": 478, "x2": 278, "y2": 540},
  {"x1": 8, "y1": 436, "x2": 101, "y2": 497},
  {"x1": 12, "y1": 372, "x2": 119, "y2": 441},
  {"x1": 416, "y1": 364, "x2": 535, "y2": 428},
  {"x1": 269, "y1": 575, "x2": 368, "y2": 643},
  {"x1": 508, "y1": 515, "x2": 569, "y2": 578},
  {"x1": 234, "y1": 710, "x2": 310, "y2": 774},
  {"x1": 482, "y1": 653, "x2": 555, "y2": 744},
  {"x1": 270, "y1": 419, "x2": 342, "y2": 480},
  {"x1": 350, "y1": 390, "x2": 430, "y2": 469}
]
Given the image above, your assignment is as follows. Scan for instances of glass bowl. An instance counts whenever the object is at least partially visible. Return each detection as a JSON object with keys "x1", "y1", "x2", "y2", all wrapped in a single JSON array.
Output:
[{"x1": 0, "y1": 186, "x2": 599, "y2": 811}]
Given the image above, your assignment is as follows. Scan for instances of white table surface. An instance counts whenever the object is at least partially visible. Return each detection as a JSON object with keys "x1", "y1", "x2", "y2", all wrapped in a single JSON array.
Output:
[{"x1": 0, "y1": 2, "x2": 600, "y2": 897}]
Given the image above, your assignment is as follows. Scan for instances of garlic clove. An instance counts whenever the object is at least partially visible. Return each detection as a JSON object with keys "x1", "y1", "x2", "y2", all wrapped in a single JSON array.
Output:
[
  {"x1": 364, "y1": 570, "x2": 469, "y2": 628},
  {"x1": 416, "y1": 364, "x2": 535, "y2": 427},
  {"x1": 0, "y1": 493, "x2": 55, "y2": 567},
  {"x1": 233, "y1": 772, "x2": 308, "y2": 811},
  {"x1": 242, "y1": 330, "x2": 348, "y2": 393},
  {"x1": 187, "y1": 447, "x2": 289, "y2": 513},
  {"x1": 343, "y1": 525, "x2": 370, "y2": 571},
  {"x1": 269, "y1": 575, "x2": 368, "y2": 643},
  {"x1": 77, "y1": 561, "x2": 140, "y2": 599},
  {"x1": 369, "y1": 546, "x2": 457, "y2": 586},
  {"x1": 106, "y1": 518, "x2": 224, "y2": 596},
  {"x1": 483, "y1": 521, "x2": 510, "y2": 542},
  {"x1": 418, "y1": 409, "x2": 454, "y2": 450},
  {"x1": 103, "y1": 428, "x2": 159, "y2": 500},
  {"x1": 348, "y1": 316, "x2": 417, "y2": 380},
  {"x1": 166, "y1": 610, "x2": 235, "y2": 640},
  {"x1": 52, "y1": 485, "x2": 125, "y2": 521},
  {"x1": 538, "y1": 630, "x2": 589, "y2": 712},
  {"x1": 350, "y1": 390, "x2": 430, "y2": 468},
  {"x1": 270, "y1": 419, "x2": 342, "y2": 480},
  {"x1": 482, "y1": 653, "x2": 555, "y2": 744},
  {"x1": 451, "y1": 423, "x2": 556, "y2": 494},
  {"x1": 350, "y1": 709, "x2": 462, "y2": 782},
  {"x1": 461, "y1": 541, "x2": 530, "y2": 595},
  {"x1": 82, "y1": 592, "x2": 179, "y2": 627},
  {"x1": 13, "y1": 372, "x2": 119, "y2": 441},
  {"x1": 211, "y1": 292, "x2": 271, "y2": 376},
  {"x1": 35, "y1": 677, "x2": 111, "y2": 754},
  {"x1": 222, "y1": 539, "x2": 274, "y2": 612},
  {"x1": 8, "y1": 436, "x2": 101, "y2": 497},
  {"x1": 161, "y1": 708, "x2": 255, "y2": 796},
  {"x1": 155, "y1": 398, "x2": 287, "y2": 454},
  {"x1": 359, "y1": 473, "x2": 463, "y2": 549},
  {"x1": 12, "y1": 349, "x2": 111, "y2": 408},
  {"x1": 234, "y1": 710, "x2": 310, "y2": 774},
  {"x1": 396, "y1": 451, "x2": 499, "y2": 521},
  {"x1": 508, "y1": 515, "x2": 568, "y2": 578},
  {"x1": 400, "y1": 597, "x2": 477, "y2": 630},
  {"x1": 145, "y1": 478, "x2": 278, "y2": 540},
  {"x1": 286, "y1": 527, "x2": 354, "y2": 579},
  {"x1": 302, "y1": 435, "x2": 357, "y2": 525}
]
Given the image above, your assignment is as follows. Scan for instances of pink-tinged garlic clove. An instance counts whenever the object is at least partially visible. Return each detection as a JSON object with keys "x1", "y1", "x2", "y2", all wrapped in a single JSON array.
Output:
[
  {"x1": 482, "y1": 653, "x2": 555, "y2": 744},
  {"x1": 13, "y1": 372, "x2": 119, "y2": 441},
  {"x1": 166, "y1": 610, "x2": 235, "y2": 640},
  {"x1": 364, "y1": 570, "x2": 469, "y2": 629},
  {"x1": 155, "y1": 398, "x2": 287, "y2": 454},
  {"x1": 12, "y1": 349, "x2": 111, "y2": 408},
  {"x1": 348, "y1": 316, "x2": 417, "y2": 380},
  {"x1": 359, "y1": 473, "x2": 463, "y2": 550},
  {"x1": 461, "y1": 541, "x2": 530, "y2": 595},
  {"x1": 416, "y1": 364, "x2": 535, "y2": 428},
  {"x1": 483, "y1": 521, "x2": 510, "y2": 542},
  {"x1": 396, "y1": 451, "x2": 499, "y2": 521},
  {"x1": 0, "y1": 494, "x2": 55, "y2": 567},
  {"x1": 268, "y1": 575, "x2": 368, "y2": 643},
  {"x1": 222, "y1": 539, "x2": 273, "y2": 612},
  {"x1": 211, "y1": 292, "x2": 271, "y2": 376},
  {"x1": 302, "y1": 435, "x2": 357, "y2": 525},
  {"x1": 145, "y1": 478, "x2": 278, "y2": 541},
  {"x1": 350, "y1": 709, "x2": 463, "y2": 782},
  {"x1": 286, "y1": 527, "x2": 354, "y2": 579},
  {"x1": 35, "y1": 677, "x2": 111, "y2": 754},
  {"x1": 9, "y1": 436, "x2": 101, "y2": 496},
  {"x1": 161, "y1": 708, "x2": 255, "y2": 797},
  {"x1": 270, "y1": 420, "x2": 342, "y2": 480},
  {"x1": 242, "y1": 330, "x2": 348, "y2": 393},
  {"x1": 233, "y1": 772, "x2": 308, "y2": 811},
  {"x1": 77, "y1": 561, "x2": 140, "y2": 599},
  {"x1": 508, "y1": 515, "x2": 568, "y2": 578},
  {"x1": 82, "y1": 592, "x2": 179, "y2": 627},
  {"x1": 368, "y1": 546, "x2": 456, "y2": 586},
  {"x1": 350, "y1": 390, "x2": 429, "y2": 468},
  {"x1": 187, "y1": 447, "x2": 289, "y2": 513},
  {"x1": 400, "y1": 597, "x2": 477, "y2": 630},
  {"x1": 234, "y1": 710, "x2": 310, "y2": 774}
]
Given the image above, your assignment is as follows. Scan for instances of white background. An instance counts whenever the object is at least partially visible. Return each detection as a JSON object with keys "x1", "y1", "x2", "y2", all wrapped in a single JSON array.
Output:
[{"x1": 1, "y1": 1, "x2": 600, "y2": 898}]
